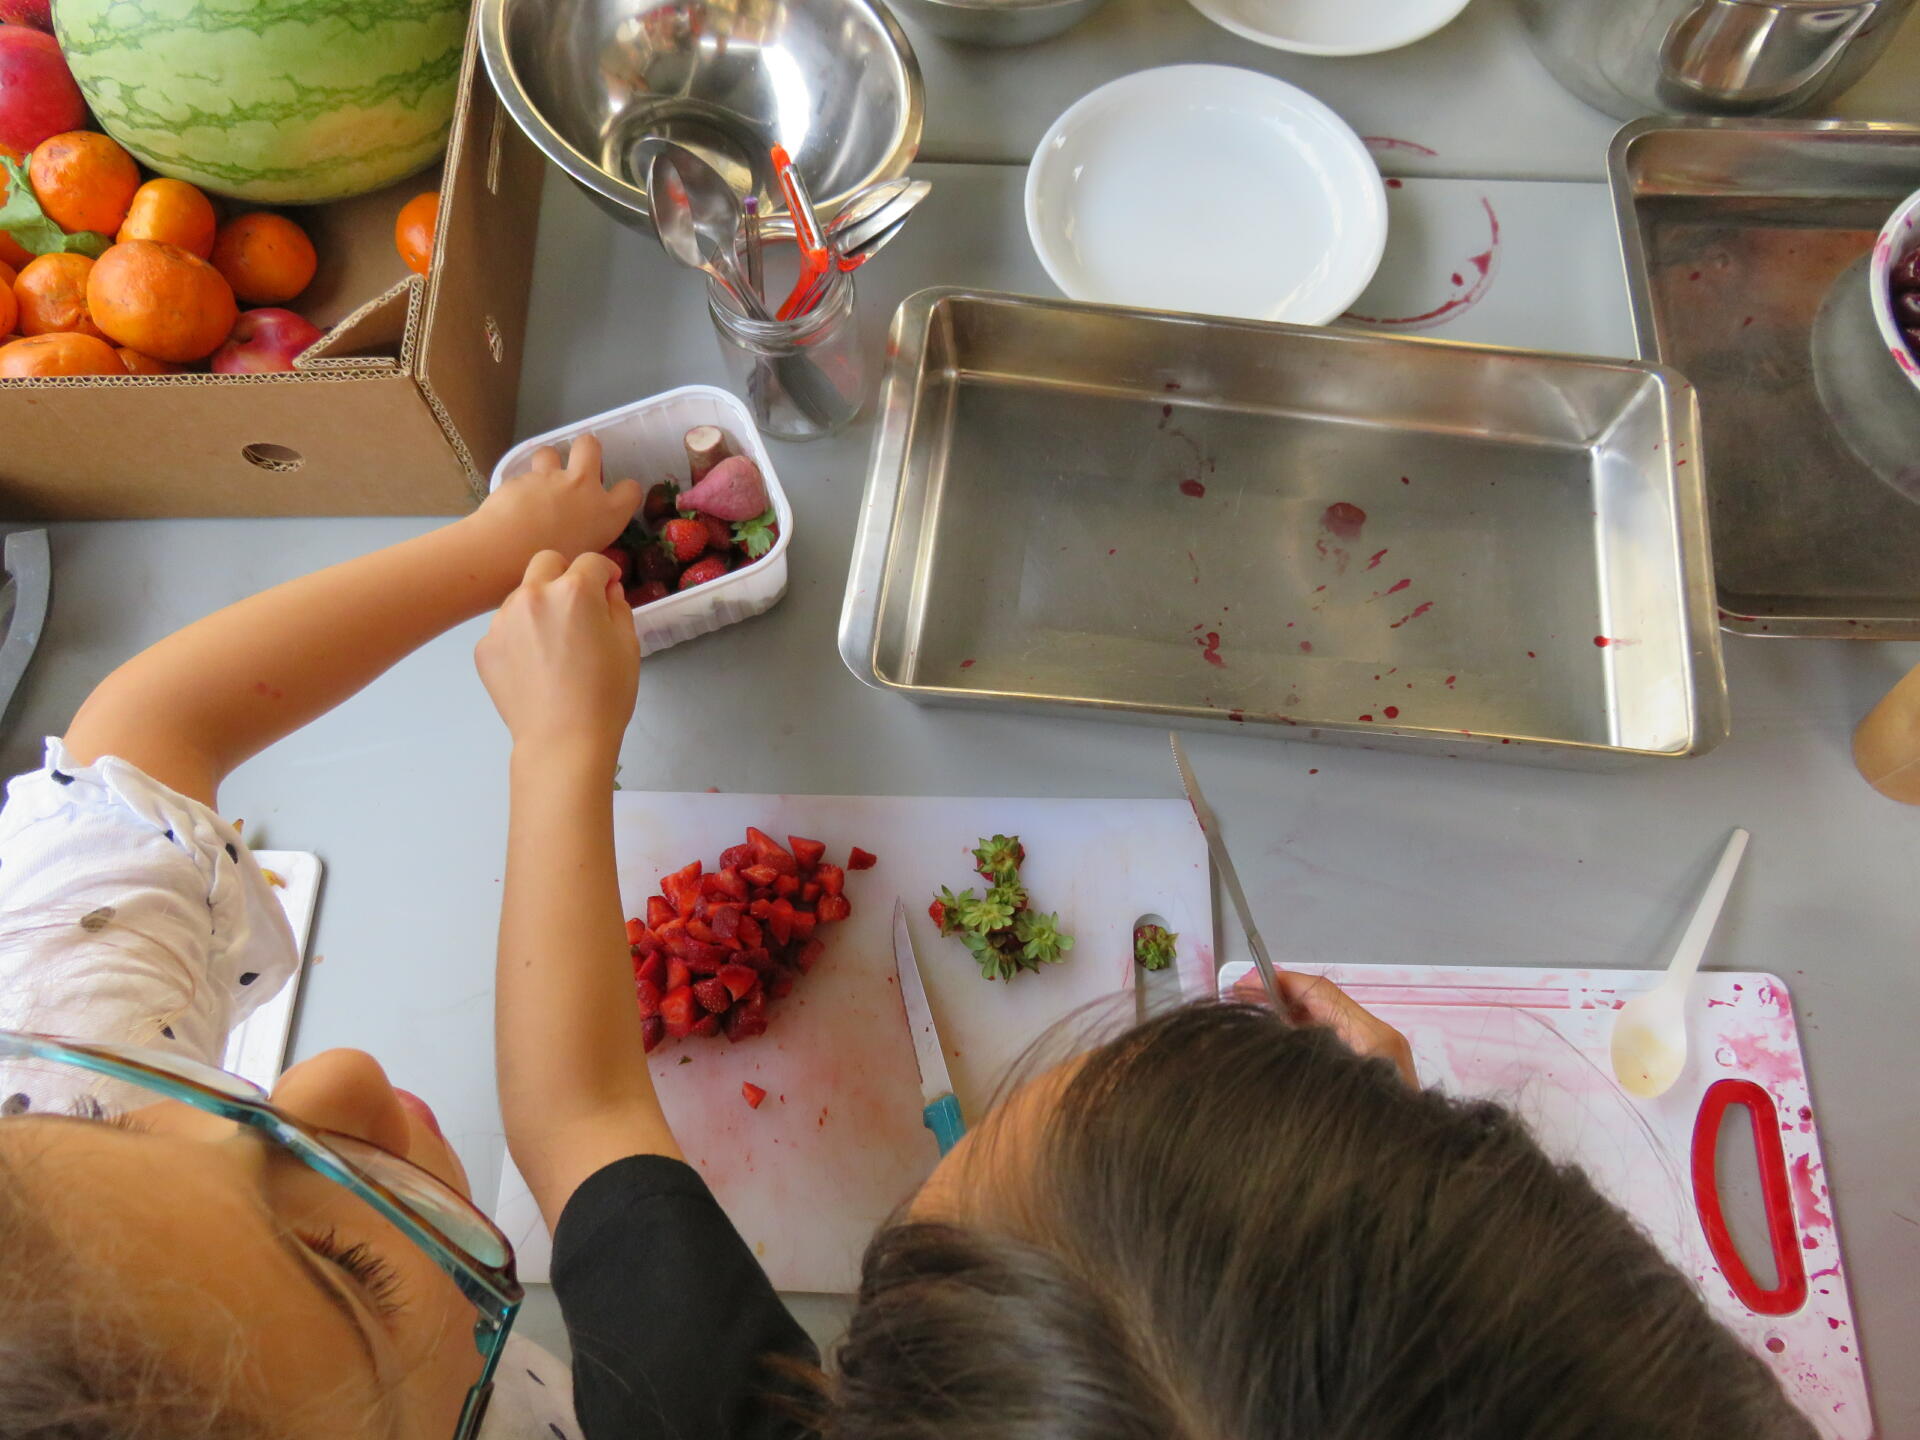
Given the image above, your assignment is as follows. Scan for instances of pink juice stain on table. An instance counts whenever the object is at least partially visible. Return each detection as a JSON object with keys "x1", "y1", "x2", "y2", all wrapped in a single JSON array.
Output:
[{"x1": 1345, "y1": 197, "x2": 1502, "y2": 333}]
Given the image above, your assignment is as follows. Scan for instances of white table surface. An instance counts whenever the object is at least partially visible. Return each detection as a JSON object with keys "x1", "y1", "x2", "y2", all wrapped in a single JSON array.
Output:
[
  {"x1": 907, "y1": 0, "x2": 1920, "y2": 174},
  {"x1": 4, "y1": 3, "x2": 1920, "y2": 1421}
]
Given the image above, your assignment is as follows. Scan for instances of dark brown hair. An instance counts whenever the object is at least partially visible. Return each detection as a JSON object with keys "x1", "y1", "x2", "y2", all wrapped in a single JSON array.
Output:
[{"x1": 822, "y1": 1002, "x2": 1813, "y2": 1440}]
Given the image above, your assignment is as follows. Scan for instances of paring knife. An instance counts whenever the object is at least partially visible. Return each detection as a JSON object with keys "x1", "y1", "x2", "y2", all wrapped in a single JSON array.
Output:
[
  {"x1": 892, "y1": 898, "x2": 965, "y2": 1155},
  {"x1": 1169, "y1": 732, "x2": 1282, "y2": 1009}
]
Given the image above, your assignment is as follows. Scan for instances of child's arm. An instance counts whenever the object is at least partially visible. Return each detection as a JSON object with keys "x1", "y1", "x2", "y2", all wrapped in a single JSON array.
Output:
[
  {"x1": 478, "y1": 550, "x2": 680, "y2": 1231},
  {"x1": 64, "y1": 439, "x2": 639, "y2": 810}
]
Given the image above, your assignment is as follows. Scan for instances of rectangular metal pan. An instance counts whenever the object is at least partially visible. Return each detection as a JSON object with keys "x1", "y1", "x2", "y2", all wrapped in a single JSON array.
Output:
[
  {"x1": 840, "y1": 289, "x2": 1728, "y2": 768},
  {"x1": 1610, "y1": 118, "x2": 1920, "y2": 639}
]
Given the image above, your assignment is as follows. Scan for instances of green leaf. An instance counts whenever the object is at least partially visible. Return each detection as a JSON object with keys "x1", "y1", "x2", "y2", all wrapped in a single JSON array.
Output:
[
  {"x1": 972, "y1": 834, "x2": 1024, "y2": 881},
  {"x1": 1013, "y1": 910, "x2": 1074, "y2": 967},
  {"x1": 0, "y1": 156, "x2": 110, "y2": 259},
  {"x1": 732, "y1": 507, "x2": 778, "y2": 559},
  {"x1": 932, "y1": 886, "x2": 974, "y2": 938},
  {"x1": 1133, "y1": 924, "x2": 1178, "y2": 972}
]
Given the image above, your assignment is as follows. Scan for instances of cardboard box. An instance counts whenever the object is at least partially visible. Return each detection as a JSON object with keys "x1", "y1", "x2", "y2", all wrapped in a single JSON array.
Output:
[{"x1": 0, "y1": 19, "x2": 543, "y2": 519}]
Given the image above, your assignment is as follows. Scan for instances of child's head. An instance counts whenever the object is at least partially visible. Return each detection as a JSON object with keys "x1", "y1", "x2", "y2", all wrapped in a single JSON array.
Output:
[
  {"x1": 828, "y1": 1001, "x2": 1814, "y2": 1439},
  {"x1": 0, "y1": 1048, "x2": 485, "y2": 1439}
]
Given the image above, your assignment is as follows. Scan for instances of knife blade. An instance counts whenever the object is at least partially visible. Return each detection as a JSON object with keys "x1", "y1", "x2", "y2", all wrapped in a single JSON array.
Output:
[
  {"x1": 892, "y1": 898, "x2": 965, "y2": 1155},
  {"x1": 1169, "y1": 732, "x2": 1282, "y2": 1009}
]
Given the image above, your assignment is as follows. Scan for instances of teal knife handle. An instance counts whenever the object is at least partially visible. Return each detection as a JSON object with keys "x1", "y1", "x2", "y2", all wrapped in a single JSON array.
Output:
[{"x1": 923, "y1": 1093, "x2": 965, "y2": 1156}]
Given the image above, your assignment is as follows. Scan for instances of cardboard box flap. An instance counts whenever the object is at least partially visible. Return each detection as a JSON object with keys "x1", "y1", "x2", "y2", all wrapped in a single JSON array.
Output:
[
  {"x1": 415, "y1": 20, "x2": 545, "y2": 494},
  {"x1": 302, "y1": 277, "x2": 416, "y2": 367}
]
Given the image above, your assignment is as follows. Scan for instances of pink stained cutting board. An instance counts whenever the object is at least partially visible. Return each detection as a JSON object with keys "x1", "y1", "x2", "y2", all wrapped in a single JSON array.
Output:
[
  {"x1": 1219, "y1": 962, "x2": 1871, "y2": 1440},
  {"x1": 494, "y1": 793, "x2": 1215, "y2": 1294}
]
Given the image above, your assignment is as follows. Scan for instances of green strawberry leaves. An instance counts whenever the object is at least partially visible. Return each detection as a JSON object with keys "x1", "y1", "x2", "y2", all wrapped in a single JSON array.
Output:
[
  {"x1": 1132, "y1": 923, "x2": 1177, "y2": 972},
  {"x1": 930, "y1": 834, "x2": 1074, "y2": 982},
  {"x1": 733, "y1": 507, "x2": 778, "y2": 559},
  {"x1": 0, "y1": 156, "x2": 111, "y2": 260}
]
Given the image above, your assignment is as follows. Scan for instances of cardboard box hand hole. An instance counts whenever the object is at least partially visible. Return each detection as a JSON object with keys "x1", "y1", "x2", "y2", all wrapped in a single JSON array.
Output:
[
  {"x1": 0, "y1": 19, "x2": 542, "y2": 520},
  {"x1": 242, "y1": 444, "x2": 306, "y2": 473}
]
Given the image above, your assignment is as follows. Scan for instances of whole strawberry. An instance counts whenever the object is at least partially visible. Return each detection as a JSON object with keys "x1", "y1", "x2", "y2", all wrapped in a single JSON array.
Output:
[
  {"x1": 635, "y1": 544, "x2": 680, "y2": 586},
  {"x1": 678, "y1": 555, "x2": 730, "y2": 590},
  {"x1": 661, "y1": 517, "x2": 709, "y2": 564},
  {"x1": 643, "y1": 481, "x2": 681, "y2": 523}
]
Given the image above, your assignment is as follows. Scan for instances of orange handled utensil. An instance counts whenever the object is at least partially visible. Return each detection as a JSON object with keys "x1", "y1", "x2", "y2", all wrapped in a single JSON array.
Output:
[{"x1": 773, "y1": 145, "x2": 830, "y2": 320}]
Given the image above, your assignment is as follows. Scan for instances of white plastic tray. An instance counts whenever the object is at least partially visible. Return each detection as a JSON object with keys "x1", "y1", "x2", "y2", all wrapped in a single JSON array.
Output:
[{"x1": 491, "y1": 385, "x2": 792, "y2": 656}]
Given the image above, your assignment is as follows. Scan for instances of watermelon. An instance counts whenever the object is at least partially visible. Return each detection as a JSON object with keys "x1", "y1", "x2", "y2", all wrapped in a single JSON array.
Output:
[{"x1": 53, "y1": 0, "x2": 468, "y2": 204}]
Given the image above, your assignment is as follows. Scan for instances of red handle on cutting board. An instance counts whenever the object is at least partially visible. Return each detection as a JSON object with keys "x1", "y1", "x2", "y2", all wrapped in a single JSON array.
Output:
[{"x1": 1691, "y1": 1078, "x2": 1808, "y2": 1316}]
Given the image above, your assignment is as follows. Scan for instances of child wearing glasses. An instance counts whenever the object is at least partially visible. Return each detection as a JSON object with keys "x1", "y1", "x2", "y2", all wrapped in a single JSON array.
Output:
[
  {"x1": 476, "y1": 560, "x2": 1817, "y2": 1440},
  {"x1": 0, "y1": 438, "x2": 637, "y2": 1440}
]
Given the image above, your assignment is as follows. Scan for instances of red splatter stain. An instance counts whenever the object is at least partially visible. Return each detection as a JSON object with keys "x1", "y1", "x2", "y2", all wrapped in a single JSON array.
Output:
[
  {"x1": 1107, "y1": 548, "x2": 1116, "y2": 556},
  {"x1": 1765, "y1": 1337, "x2": 1786, "y2": 1354},
  {"x1": 1179, "y1": 479, "x2": 1207, "y2": 498},
  {"x1": 1384, "y1": 706, "x2": 1400, "y2": 719},
  {"x1": 1790, "y1": 1153, "x2": 1832, "y2": 1230},
  {"x1": 1380, "y1": 577, "x2": 1411, "y2": 596},
  {"x1": 1742, "y1": 315, "x2": 1754, "y2": 327},
  {"x1": 1299, "y1": 641, "x2": 1313, "y2": 652},
  {"x1": 1385, "y1": 177, "x2": 1403, "y2": 189},
  {"x1": 1363, "y1": 135, "x2": 1438, "y2": 157},
  {"x1": 1389, "y1": 601, "x2": 1434, "y2": 629},
  {"x1": 960, "y1": 659, "x2": 975, "y2": 669},
  {"x1": 1366, "y1": 547, "x2": 1388, "y2": 570},
  {"x1": 1164, "y1": 380, "x2": 1182, "y2": 391},
  {"x1": 1227, "y1": 709, "x2": 1245, "y2": 723},
  {"x1": 1358, "y1": 714, "x2": 1374, "y2": 722},
  {"x1": 1444, "y1": 674, "x2": 1456, "y2": 687},
  {"x1": 1527, "y1": 651, "x2": 1536, "y2": 659},
  {"x1": 1829, "y1": 1317, "x2": 1844, "y2": 1330},
  {"x1": 1345, "y1": 196, "x2": 1502, "y2": 331},
  {"x1": 1450, "y1": 271, "x2": 1464, "y2": 286},
  {"x1": 1196, "y1": 632, "x2": 1225, "y2": 668},
  {"x1": 1594, "y1": 635, "x2": 1610, "y2": 647},
  {"x1": 1321, "y1": 502, "x2": 1367, "y2": 539},
  {"x1": 1676, "y1": 458, "x2": 1687, "y2": 466},
  {"x1": 1400, "y1": 475, "x2": 1410, "y2": 484},
  {"x1": 1314, "y1": 584, "x2": 1327, "y2": 593},
  {"x1": 1162, "y1": 403, "x2": 1173, "y2": 419}
]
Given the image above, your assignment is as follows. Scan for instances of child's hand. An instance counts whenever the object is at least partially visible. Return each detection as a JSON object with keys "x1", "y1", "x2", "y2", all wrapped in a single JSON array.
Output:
[
  {"x1": 1233, "y1": 969, "x2": 1418, "y2": 1087},
  {"x1": 476, "y1": 550, "x2": 640, "y2": 761},
  {"x1": 471, "y1": 435, "x2": 642, "y2": 571}
]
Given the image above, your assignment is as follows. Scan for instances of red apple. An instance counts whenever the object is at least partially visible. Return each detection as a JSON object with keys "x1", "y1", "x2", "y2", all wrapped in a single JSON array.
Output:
[
  {"x1": 0, "y1": 0, "x2": 56, "y2": 32},
  {"x1": 211, "y1": 308, "x2": 326, "y2": 375},
  {"x1": 0, "y1": 27, "x2": 85, "y2": 154}
]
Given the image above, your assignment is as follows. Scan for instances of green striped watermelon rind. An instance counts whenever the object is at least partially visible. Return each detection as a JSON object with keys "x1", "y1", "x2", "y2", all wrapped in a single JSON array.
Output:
[{"x1": 54, "y1": 0, "x2": 469, "y2": 204}]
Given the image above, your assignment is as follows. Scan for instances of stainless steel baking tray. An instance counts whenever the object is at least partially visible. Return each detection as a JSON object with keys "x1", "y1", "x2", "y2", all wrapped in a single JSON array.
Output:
[
  {"x1": 839, "y1": 288, "x2": 1728, "y2": 767},
  {"x1": 1610, "y1": 118, "x2": 1920, "y2": 639}
]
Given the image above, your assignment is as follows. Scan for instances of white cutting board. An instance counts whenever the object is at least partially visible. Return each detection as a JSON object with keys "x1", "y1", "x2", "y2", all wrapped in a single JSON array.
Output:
[
  {"x1": 1219, "y1": 962, "x2": 1870, "y2": 1440},
  {"x1": 495, "y1": 794, "x2": 1214, "y2": 1293}
]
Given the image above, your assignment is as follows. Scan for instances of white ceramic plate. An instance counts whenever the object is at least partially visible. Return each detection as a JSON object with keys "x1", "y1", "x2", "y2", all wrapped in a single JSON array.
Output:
[
  {"x1": 1184, "y1": 0, "x2": 1471, "y2": 55},
  {"x1": 1025, "y1": 66, "x2": 1388, "y2": 325}
]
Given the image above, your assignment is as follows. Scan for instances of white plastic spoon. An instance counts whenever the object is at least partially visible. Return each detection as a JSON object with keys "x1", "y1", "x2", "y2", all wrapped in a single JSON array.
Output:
[{"x1": 1610, "y1": 827, "x2": 1751, "y2": 1099}]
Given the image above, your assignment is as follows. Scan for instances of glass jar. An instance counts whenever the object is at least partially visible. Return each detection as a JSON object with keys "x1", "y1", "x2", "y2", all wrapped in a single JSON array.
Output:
[{"x1": 707, "y1": 262, "x2": 864, "y2": 443}]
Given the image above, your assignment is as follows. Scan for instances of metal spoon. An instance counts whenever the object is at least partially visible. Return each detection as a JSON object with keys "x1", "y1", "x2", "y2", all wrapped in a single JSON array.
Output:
[
  {"x1": 647, "y1": 142, "x2": 768, "y2": 319},
  {"x1": 831, "y1": 179, "x2": 930, "y2": 261},
  {"x1": 1610, "y1": 827, "x2": 1750, "y2": 1099}
]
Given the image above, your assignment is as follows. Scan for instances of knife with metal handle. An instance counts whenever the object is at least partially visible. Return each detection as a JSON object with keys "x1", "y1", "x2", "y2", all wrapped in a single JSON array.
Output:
[
  {"x1": 1169, "y1": 732, "x2": 1282, "y2": 1009},
  {"x1": 893, "y1": 898, "x2": 965, "y2": 1155}
]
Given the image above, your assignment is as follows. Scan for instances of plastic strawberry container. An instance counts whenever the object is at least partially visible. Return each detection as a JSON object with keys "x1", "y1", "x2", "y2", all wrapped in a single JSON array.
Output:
[{"x1": 491, "y1": 385, "x2": 793, "y2": 656}]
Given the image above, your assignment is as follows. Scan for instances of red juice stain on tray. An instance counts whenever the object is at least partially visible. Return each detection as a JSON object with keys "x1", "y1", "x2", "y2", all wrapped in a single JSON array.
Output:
[
  {"x1": 1365, "y1": 547, "x2": 1388, "y2": 569},
  {"x1": 1179, "y1": 479, "x2": 1207, "y2": 498},
  {"x1": 1320, "y1": 502, "x2": 1367, "y2": 540},
  {"x1": 1594, "y1": 635, "x2": 1610, "y2": 647},
  {"x1": 1357, "y1": 714, "x2": 1374, "y2": 722},
  {"x1": 1299, "y1": 641, "x2": 1312, "y2": 653},
  {"x1": 1383, "y1": 706, "x2": 1400, "y2": 719},
  {"x1": 1343, "y1": 196, "x2": 1502, "y2": 332},
  {"x1": 1390, "y1": 601, "x2": 1434, "y2": 629},
  {"x1": 1195, "y1": 631, "x2": 1225, "y2": 667}
]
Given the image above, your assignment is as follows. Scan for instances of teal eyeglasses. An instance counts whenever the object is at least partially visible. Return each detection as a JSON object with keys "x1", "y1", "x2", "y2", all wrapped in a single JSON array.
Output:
[{"x1": 0, "y1": 1030, "x2": 523, "y2": 1440}]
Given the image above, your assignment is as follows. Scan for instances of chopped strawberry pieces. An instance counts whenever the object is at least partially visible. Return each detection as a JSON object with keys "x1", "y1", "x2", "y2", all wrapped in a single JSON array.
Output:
[
  {"x1": 847, "y1": 847, "x2": 878, "y2": 871},
  {"x1": 660, "y1": 985, "x2": 698, "y2": 1037},
  {"x1": 742, "y1": 1082, "x2": 767, "y2": 1109},
  {"x1": 630, "y1": 825, "x2": 872, "y2": 1053},
  {"x1": 634, "y1": 976, "x2": 662, "y2": 1018},
  {"x1": 717, "y1": 963, "x2": 759, "y2": 1000}
]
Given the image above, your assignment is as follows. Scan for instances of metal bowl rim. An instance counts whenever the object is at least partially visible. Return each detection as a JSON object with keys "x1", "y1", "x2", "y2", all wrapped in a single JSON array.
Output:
[{"x1": 477, "y1": 0, "x2": 925, "y2": 224}]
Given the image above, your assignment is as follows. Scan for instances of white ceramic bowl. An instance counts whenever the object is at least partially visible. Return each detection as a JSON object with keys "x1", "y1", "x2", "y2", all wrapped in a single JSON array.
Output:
[
  {"x1": 1024, "y1": 66, "x2": 1388, "y2": 325},
  {"x1": 1182, "y1": 0, "x2": 1470, "y2": 55},
  {"x1": 1870, "y1": 185, "x2": 1920, "y2": 397},
  {"x1": 491, "y1": 386, "x2": 793, "y2": 656}
]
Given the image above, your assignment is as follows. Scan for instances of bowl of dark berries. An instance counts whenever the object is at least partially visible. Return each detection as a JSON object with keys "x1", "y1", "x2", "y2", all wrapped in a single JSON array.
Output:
[
  {"x1": 1810, "y1": 188, "x2": 1920, "y2": 503},
  {"x1": 493, "y1": 386, "x2": 791, "y2": 654}
]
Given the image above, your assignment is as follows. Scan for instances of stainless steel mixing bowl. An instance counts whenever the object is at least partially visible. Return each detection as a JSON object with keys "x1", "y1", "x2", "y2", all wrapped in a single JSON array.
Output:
[{"x1": 480, "y1": 0, "x2": 924, "y2": 230}]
